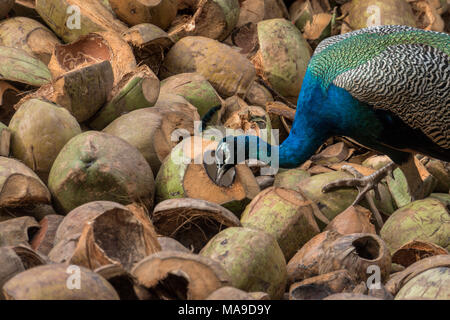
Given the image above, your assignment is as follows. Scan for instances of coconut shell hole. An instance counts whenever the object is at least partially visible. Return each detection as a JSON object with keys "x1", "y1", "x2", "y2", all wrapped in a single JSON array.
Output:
[
  {"x1": 145, "y1": 272, "x2": 189, "y2": 300},
  {"x1": 352, "y1": 236, "x2": 381, "y2": 261}
]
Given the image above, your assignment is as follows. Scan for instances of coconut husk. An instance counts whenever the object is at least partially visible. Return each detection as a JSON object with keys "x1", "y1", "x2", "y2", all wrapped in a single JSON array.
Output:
[
  {"x1": 409, "y1": 0, "x2": 445, "y2": 31},
  {"x1": 153, "y1": 198, "x2": 241, "y2": 253},
  {"x1": 310, "y1": 142, "x2": 350, "y2": 165},
  {"x1": 324, "y1": 293, "x2": 382, "y2": 300},
  {"x1": 155, "y1": 136, "x2": 260, "y2": 215},
  {"x1": 245, "y1": 80, "x2": 273, "y2": 107},
  {"x1": 2, "y1": 263, "x2": 119, "y2": 300},
  {"x1": 157, "y1": 236, "x2": 191, "y2": 253},
  {"x1": 237, "y1": 0, "x2": 289, "y2": 28},
  {"x1": 109, "y1": 0, "x2": 178, "y2": 30},
  {"x1": 160, "y1": 36, "x2": 256, "y2": 98},
  {"x1": 200, "y1": 227, "x2": 287, "y2": 299},
  {"x1": 318, "y1": 233, "x2": 392, "y2": 283},
  {"x1": 30, "y1": 214, "x2": 64, "y2": 255},
  {"x1": 35, "y1": 0, "x2": 127, "y2": 43},
  {"x1": 391, "y1": 240, "x2": 448, "y2": 268},
  {"x1": 0, "y1": 81, "x2": 20, "y2": 125},
  {"x1": 324, "y1": 205, "x2": 376, "y2": 235},
  {"x1": 168, "y1": 0, "x2": 240, "y2": 42},
  {"x1": 0, "y1": 17, "x2": 60, "y2": 65},
  {"x1": 95, "y1": 264, "x2": 140, "y2": 300},
  {"x1": 0, "y1": 216, "x2": 40, "y2": 247},
  {"x1": 425, "y1": 159, "x2": 450, "y2": 192},
  {"x1": 131, "y1": 250, "x2": 231, "y2": 300},
  {"x1": 206, "y1": 286, "x2": 256, "y2": 300},
  {"x1": 266, "y1": 101, "x2": 295, "y2": 142},
  {"x1": 273, "y1": 168, "x2": 311, "y2": 191},
  {"x1": 0, "y1": 246, "x2": 25, "y2": 299},
  {"x1": 0, "y1": 121, "x2": 10, "y2": 157},
  {"x1": 48, "y1": 131, "x2": 155, "y2": 214},
  {"x1": 89, "y1": 65, "x2": 160, "y2": 130},
  {"x1": 395, "y1": 267, "x2": 449, "y2": 300},
  {"x1": 0, "y1": 0, "x2": 13, "y2": 18}
]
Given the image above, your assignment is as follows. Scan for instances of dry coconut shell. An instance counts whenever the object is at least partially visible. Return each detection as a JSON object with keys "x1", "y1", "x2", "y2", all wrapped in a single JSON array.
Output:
[
  {"x1": 241, "y1": 187, "x2": 321, "y2": 260},
  {"x1": 251, "y1": 18, "x2": 311, "y2": 101},
  {"x1": 324, "y1": 293, "x2": 382, "y2": 300},
  {"x1": 131, "y1": 250, "x2": 231, "y2": 300},
  {"x1": 425, "y1": 159, "x2": 450, "y2": 192},
  {"x1": 286, "y1": 230, "x2": 341, "y2": 284},
  {"x1": 200, "y1": 227, "x2": 287, "y2": 299},
  {"x1": 109, "y1": 0, "x2": 178, "y2": 30},
  {"x1": 161, "y1": 36, "x2": 256, "y2": 98},
  {"x1": 160, "y1": 73, "x2": 222, "y2": 117},
  {"x1": 380, "y1": 198, "x2": 450, "y2": 253},
  {"x1": 206, "y1": 286, "x2": 256, "y2": 300},
  {"x1": 386, "y1": 254, "x2": 450, "y2": 297},
  {"x1": 289, "y1": 270, "x2": 356, "y2": 300},
  {"x1": 341, "y1": 0, "x2": 416, "y2": 32},
  {"x1": 89, "y1": 65, "x2": 160, "y2": 130},
  {"x1": 103, "y1": 97, "x2": 200, "y2": 174},
  {"x1": 0, "y1": 17, "x2": 60, "y2": 65},
  {"x1": 157, "y1": 236, "x2": 191, "y2": 253},
  {"x1": 0, "y1": 0, "x2": 13, "y2": 18},
  {"x1": 30, "y1": 214, "x2": 64, "y2": 256},
  {"x1": 237, "y1": 0, "x2": 289, "y2": 27},
  {"x1": 122, "y1": 23, "x2": 174, "y2": 74},
  {"x1": 2, "y1": 263, "x2": 119, "y2": 300},
  {"x1": 410, "y1": 0, "x2": 446, "y2": 32},
  {"x1": 324, "y1": 205, "x2": 376, "y2": 235},
  {"x1": 0, "y1": 216, "x2": 40, "y2": 247},
  {"x1": 273, "y1": 168, "x2": 311, "y2": 191},
  {"x1": 391, "y1": 240, "x2": 448, "y2": 268},
  {"x1": 245, "y1": 80, "x2": 273, "y2": 107},
  {"x1": 35, "y1": 0, "x2": 127, "y2": 43},
  {"x1": 48, "y1": 131, "x2": 155, "y2": 214},
  {"x1": 0, "y1": 46, "x2": 51, "y2": 87},
  {"x1": 310, "y1": 142, "x2": 350, "y2": 165},
  {"x1": 95, "y1": 264, "x2": 140, "y2": 300},
  {"x1": 0, "y1": 121, "x2": 10, "y2": 157},
  {"x1": 69, "y1": 207, "x2": 161, "y2": 272},
  {"x1": 168, "y1": 0, "x2": 240, "y2": 42},
  {"x1": 153, "y1": 198, "x2": 241, "y2": 253},
  {"x1": 155, "y1": 136, "x2": 260, "y2": 215},
  {"x1": 48, "y1": 32, "x2": 136, "y2": 87},
  {"x1": 318, "y1": 233, "x2": 392, "y2": 283},
  {"x1": 0, "y1": 156, "x2": 51, "y2": 208},
  {"x1": 0, "y1": 81, "x2": 20, "y2": 125},
  {"x1": 9, "y1": 98, "x2": 82, "y2": 182}
]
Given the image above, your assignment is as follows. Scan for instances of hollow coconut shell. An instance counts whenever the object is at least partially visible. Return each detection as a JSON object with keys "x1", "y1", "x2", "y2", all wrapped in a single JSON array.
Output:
[
  {"x1": 155, "y1": 136, "x2": 260, "y2": 215},
  {"x1": 241, "y1": 186, "x2": 321, "y2": 260},
  {"x1": 286, "y1": 230, "x2": 341, "y2": 284},
  {"x1": 245, "y1": 80, "x2": 273, "y2": 107},
  {"x1": 160, "y1": 73, "x2": 222, "y2": 117},
  {"x1": 0, "y1": 17, "x2": 60, "y2": 65},
  {"x1": 391, "y1": 240, "x2": 448, "y2": 268},
  {"x1": 109, "y1": 0, "x2": 178, "y2": 30},
  {"x1": 0, "y1": 216, "x2": 40, "y2": 247},
  {"x1": 0, "y1": 156, "x2": 51, "y2": 208},
  {"x1": 395, "y1": 267, "x2": 450, "y2": 300},
  {"x1": 0, "y1": 46, "x2": 51, "y2": 87},
  {"x1": 0, "y1": 0, "x2": 13, "y2": 18},
  {"x1": 252, "y1": 18, "x2": 311, "y2": 101},
  {"x1": 0, "y1": 81, "x2": 20, "y2": 125},
  {"x1": 318, "y1": 233, "x2": 392, "y2": 284},
  {"x1": 0, "y1": 246, "x2": 25, "y2": 299},
  {"x1": 324, "y1": 205, "x2": 376, "y2": 235},
  {"x1": 157, "y1": 236, "x2": 191, "y2": 253},
  {"x1": 200, "y1": 227, "x2": 287, "y2": 299},
  {"x1": 131, "y1": 250, "x2": 231, "y2": 300},
  {"x1": 48, "y1": 131, "x2": 155, "y2": 214},
  {"x1": 2, "y1": 264, "x2": 119, "y2": 300},
  {"x1": 94, "y1": 264, "x2": 141, "y2": 300},
  {"x1": 9, "y1": 99, "x2": 82, "y2": 182},
  {"x1": 103, "y1": 98, "x2": 200, "y2": 174},
  {"x1": 35, "y1": 0, "x2": 127, "y2": 43},
  {"x1": 30, "y1": 214, "x2": 64, "y2": 256},
  {"x1": 168, "y1": 0, "x2": 240, "y2": 42},
  {"x1": 0, "y1": 120, "x2": 10, "y2": 157},
  {"x1": 153, "y1": 198, "x2": 241, "y2": 253},
  {"x1": 206, "y1": 286, "x2": 257, "y2": 300},
  {"x1": 237, "y1": 0, "x2": 289, "y2": 27},
  {"x1": 89, "y1": 65, "x2": 160, "y2": 130},
  {"x1": 380, "y1": 198, "x2": 450, "y2": 253},
  {"x1": 341, "y1": 0, "x2": 416, "y2": 31},
  {"x1": 161, "y1": 36, "x2": 256, "y2": 98}
]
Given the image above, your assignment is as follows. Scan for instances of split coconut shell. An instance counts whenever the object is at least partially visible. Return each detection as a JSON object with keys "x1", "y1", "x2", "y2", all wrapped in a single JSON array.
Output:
[
  {"x1": 391, "y1": 240, "x2": 448, "y2": 268},
  {"x1": 9, "y1": 98, "x2": 82, "y2": 182},
  {"x1": 241, "y1": 186, "x2": 321, "y2": 260},
  {"x1": 157, "y1": 236, "x2": 191, "y2": 253},
  {"x1": 380, "y1": 198, "x2": 450, "y2": 253},
  {"x1": 324, "y1": 205, "x2": 376, "y2": 235},
  {"x1": 0, "y1": 216, "x2": 40, "y2": 247},
  {"x1": 200, "y1": 227, "x2": 287, "y2": 299},
  {"x1": 0, "y1": 81, "x2": 20, "y2": 125},
  {"x1": 0, "y1": 121, "x2": 10, "y2": 156},
  {"x1": 30, "y1": 214, "x2": 64, "y2": 255},
  {"x1": 155, "y1": 136, "x2": 260, "y2": 215},
  {"x1": 95, "y1": 264, "x2": 140, "y2": 300},
  {"x1": 237, "y1": 0, "x2": 289, "y2": 27},
  {"x1": 2, "y1": 264, "x2": 119, "y2": 300},
  {"x1": 131, "y1": 250, "x2": 231, "y2": 300},
  {"x1": 48, "y1": 131, "x2": 155, "y2": 214},
  {"x1": 153, "y1": 198, "x2": 241, "y2": 253},
  {"x1": 161, "y1": 36, "x2": 256, "y2": 98}
]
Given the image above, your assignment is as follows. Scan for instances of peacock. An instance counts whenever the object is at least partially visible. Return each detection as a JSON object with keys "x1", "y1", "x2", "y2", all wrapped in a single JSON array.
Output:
[{"x1": 214, "y1": 25, "x2": 450, "y2": 225}]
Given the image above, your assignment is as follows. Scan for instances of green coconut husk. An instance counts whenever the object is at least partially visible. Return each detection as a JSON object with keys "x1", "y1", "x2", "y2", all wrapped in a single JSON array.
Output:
[
  {"x1": 395, "y1": 267, "x2": 450, "y2": 300},
  {"x1": 9, "y1": 99, "x2": 81, "y2": 182},
  {"x1": 252, "y1": 18, "x2": 311, "y2": 101},
  {"x1": 160, "y1": 73, "x2": 222, "y2": 117},
  {"x1": 35, "y1": 0, "x2": 127, "y2": 43},
  {"x1": 0, "y1": 46, "x2": 51, "y2": 87},
  {"x1": 425, "y1": 159, "x2": 450, "y2": 192},
  {"x1": 0, "y1": 17, "x2": 61, "y2": 65},
  {"x1": 200, "y1": 227, "x2": 287, "y2": 299},
  {"x1": 380, "y1": 198, "x2": 450, "y2": 253},
  {"x1": 3, "y1": 264, "x2": 119, "y2": 300},
  {"x1": 89, "y1": 65, "x2": 160, "y2": 130},
  {"x1": 48, "y1": 131, "x2": 155, "y2": 214},
  {"x1": 245, "y1": 80, "x2": 274, "y2": 107},
  {"x1": 241, "y1": 186, "x2": 321, "y2": 260},
  {"x1": 273, "y1": 169, "x2": 311, "y2": 191},
  {"x1": 155, "y1": 137, "x2": 260, "y2": 216},
  {"x1": 160, "y1": 36, "x2": 256, "y2": 98},
  {"x1": 290, "y1": 0, "x2": 314, "y2": 31},
  {"x1": 429, "y1": 193, "x2": 450, "y2": 206}
]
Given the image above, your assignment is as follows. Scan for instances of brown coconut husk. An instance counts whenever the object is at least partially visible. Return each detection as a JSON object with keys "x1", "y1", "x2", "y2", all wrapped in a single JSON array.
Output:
[
  {"x1": 324, "y1": 205, "x2": 376, "y2": 235},
  {"x1": 0, "y1": 216, "x2": 40, "y2": 247},
  {"x1": 0, "y1": 121, "x2": 10, "y2": 157},
  {"x1": 30, "y1": 214, "x2": 64, "y2": 256},
  {"x1": 206, "y1": 286, "x2": 257, "y2": 300},
  {"x1": 95, "y1": 264, "x2": 140, "y2": 300},
  {"x1": 0, "y1": 81, "x2": 20, "y2": 125},
  {"x1": 0, "y1": 0, "x2": 13, "y2": 18},
  {"x1": 391, "y1": 240, "x2": 448, "y2": 268},
  {"x1": 157, "y1": 236, "x2": 191, "y2": 253},
  {"x1": 310, "y1": 142, "x2": 351, "y2": 165},
  {"x1": 153, "y1": 198, "x2": 241, "y2": 253},
  {"x1": 131, "y1": 250, "x2": 232, "y2": 300}
]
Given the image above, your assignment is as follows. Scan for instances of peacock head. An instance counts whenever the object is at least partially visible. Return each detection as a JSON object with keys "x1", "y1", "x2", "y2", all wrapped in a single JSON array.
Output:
[{"x1": 215, "y1": 137, "x2": 235, "y2": 184}]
